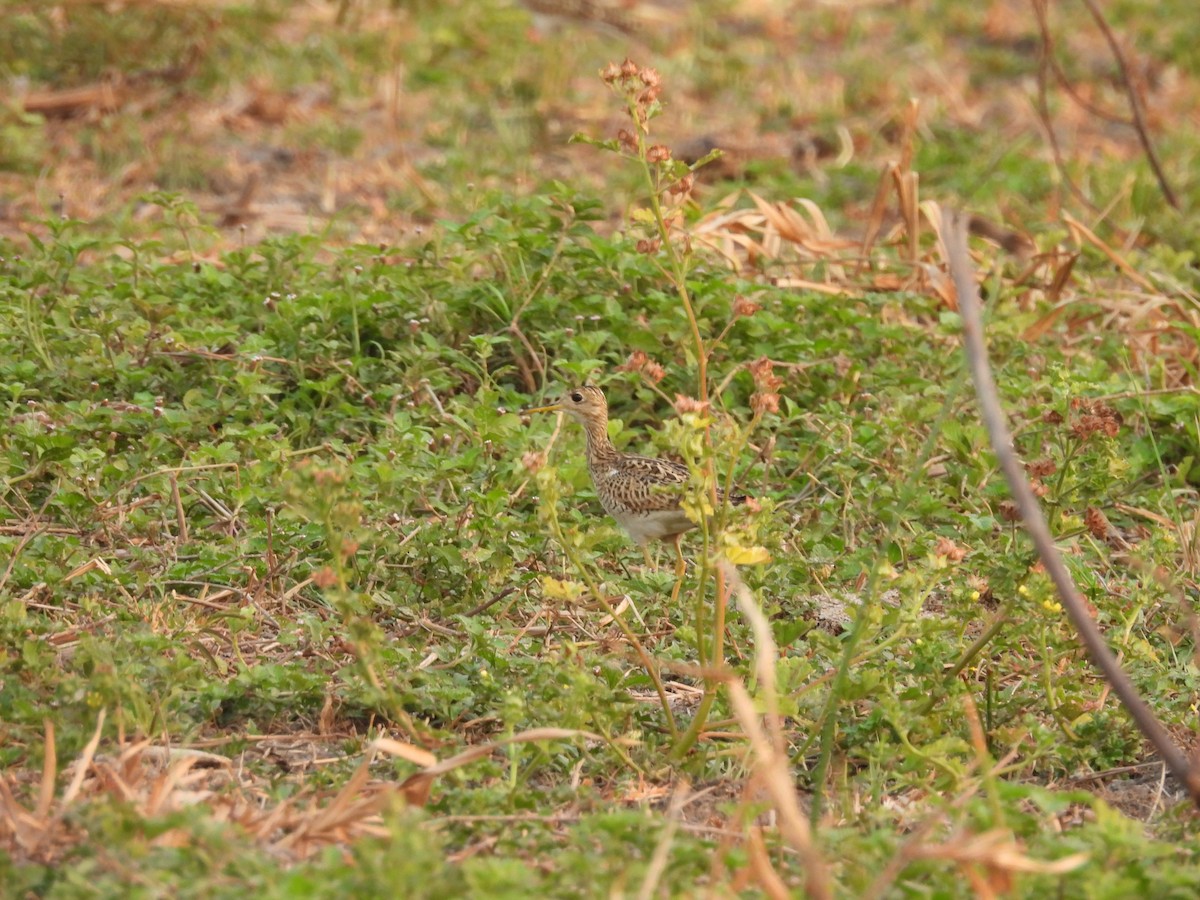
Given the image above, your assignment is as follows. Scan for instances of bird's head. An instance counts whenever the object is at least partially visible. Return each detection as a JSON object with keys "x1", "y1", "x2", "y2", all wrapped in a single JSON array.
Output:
[{"x1": 525, "y1": 385, "x2": 609, "y2": 428}]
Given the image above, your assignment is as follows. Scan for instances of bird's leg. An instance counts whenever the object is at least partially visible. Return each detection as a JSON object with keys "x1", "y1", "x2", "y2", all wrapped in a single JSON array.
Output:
[
  {"x1": 642, "y1": 545, "x2": 654, "y2": 570},
  {"x1": 668, "y1": 533, "x2": 686, "y2": 607}
]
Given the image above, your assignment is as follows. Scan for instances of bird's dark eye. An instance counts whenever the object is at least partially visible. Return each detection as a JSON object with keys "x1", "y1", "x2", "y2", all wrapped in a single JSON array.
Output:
[{"x1": 570, "y1": 392, "x2": 584, "y2": 403}]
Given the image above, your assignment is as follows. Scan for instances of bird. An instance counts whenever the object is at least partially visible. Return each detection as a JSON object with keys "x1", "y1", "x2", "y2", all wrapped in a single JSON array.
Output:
[{"x1": 526, "y1": 385, "x2": 745, "y2": 603}]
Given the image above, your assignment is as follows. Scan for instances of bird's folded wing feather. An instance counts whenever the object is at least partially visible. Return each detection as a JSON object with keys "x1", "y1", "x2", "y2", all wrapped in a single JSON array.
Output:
[
  {"x1": 601, "y1": 455, "x2": 689, "y2": 513},
  {"x1": 604, "y1": 454, "x2": 747, "y2": 512}
]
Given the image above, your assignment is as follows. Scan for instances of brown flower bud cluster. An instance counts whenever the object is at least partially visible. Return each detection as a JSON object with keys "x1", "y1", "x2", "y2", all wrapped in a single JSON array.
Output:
[
  {"x1": 668, "y1": 173, "x2": 694, "y2": 196},
  {"x1": 616, "y1": 350, "x2": 666, "y2": 383},
  {"x1": 673, "y1": 394, "x2": 710, "y2": 416},
  {"x1": 1084, "y1": 505, "x2": 1112, "y2": 540},
  {"x1": 601, "y1": 58, "x2": 662, "y2": 130},
  {"x1": 1068, "y1": 398, "x2": 1122, "y2": 440},
  {"x1": 748, "y1": 356, "x2": 783, "y2": 416},
  {"x1": 933, "y1": 536, "x2": 968, "y2": 561},
  {"x1": 1025, "y1": 458, "x2": 1057, "y2": 498},
  {"x1": 1025, "y1": 458, "x2": 1057, "y2": 477},
  {"x1": 733, "y1": 296, "x2": 762, "y2": 318},
  {"x1": 646, "y1": 144, "x2": 671, "y2": 163}
]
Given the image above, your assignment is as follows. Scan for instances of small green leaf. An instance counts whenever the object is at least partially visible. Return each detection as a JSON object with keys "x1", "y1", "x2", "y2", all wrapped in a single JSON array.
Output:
[{"x1": 568, "y1": 133, "x2": 620, "y2": 152}]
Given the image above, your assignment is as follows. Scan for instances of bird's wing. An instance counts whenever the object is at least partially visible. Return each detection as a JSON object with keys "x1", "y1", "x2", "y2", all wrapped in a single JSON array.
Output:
[
  {"x1": 600, "y1": 455, "x2": 689, "y2": 514},
  {"x1": 604, "y1": 458, "x2": 744, "y2": 513},
  {"x1": 619, "y1": 454, "x2": 690, "y2": 485}
]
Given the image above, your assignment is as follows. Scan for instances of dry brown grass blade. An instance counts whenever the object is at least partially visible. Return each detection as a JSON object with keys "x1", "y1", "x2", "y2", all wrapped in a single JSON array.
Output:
[
  {"x1": 1022, "y1": 298, "x2": 1078, "y2": 342},
  {"x1": 856, "y1": 162, "x2": 897, "y2": 272},
  {"x1": 1060, "y1": 213, "x2": 1156, "y2": 292},
  {"x1": 61, "y1": 709, "x2": 105, "y2": 807},
  {"x1": 145, "y1": 756, "x2": 204, "y2": 818},
  {"x1": 370, "y1": 737, "x2": 437, "y2": 768},
  {"x1": 36, "y1": 721, "x2": 57, "y2": 822},
  {"x1": 745, "y1": 825, "x2": 790, "y2": 900},
  {"x1": 0, "y1": 710, "x2": 106, "y2": 858},
  {"x1": 1017, "y1": 255, "x2": 1084, "y2": 340},
  {"x1": 894, "y1": 169, "x2": 920, "y2": 266},
  {"x1": 393, "y1": 727, "x2": 599, "y2": 807},
  {"x1": 272, "y1": 754, "x2": 382, "y2": 853},
  {"x1": 720, "y1": 562, "x2": 832, "y2": 900},
  {"x1": 911, "y1": 828, "x2": 1088, "y2": 876},
  {"x1": 22, "y1": 81, "x2": 124, "y2": 117},
  {"x1": 745, "y1": 192, "x2": 858, "y2": 257},
  {"x1": 770, "y1": 277, "x2": 860, "y2": 297},
  {"x1": 311, "y1": 753, "x2": 376, "y2": 833},
  {"x1": 920, "y1": 202, "x2": 959, "y2": 309},
  {"x1": 895, "y1": 99, "x2": 921, "y2": 266},
  {"x1": 0, "y1": 776, "x2": 43, "y2": 852},
  {"x1": 749, "y1": 193, "x2": 807, "y2": 247},
  {"x1": 942, "y1": 204, "x2": 1200, "y2": 805},
  {"x1": 694, "y1": 189, "x2": 867, "y2": 289}
]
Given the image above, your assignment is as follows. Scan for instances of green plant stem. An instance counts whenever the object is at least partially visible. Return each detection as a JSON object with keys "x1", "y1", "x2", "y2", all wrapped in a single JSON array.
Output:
[
  {"x1": 628, "y1": 105, "x2": 727, "y2": 756},
  {"x1": 669, "y1": 570, "x2": 730, "y2": 761},
  {"x1": 349, "y1": 270, "x2": 362, "y2": 358},
  {"x1": 917, "y1": 600, "x2": 1015, "y2": 717},
  {"x1": 808, "y1": 365, "x2": 968, "y2": 826},
  {"x1": 549, "y1": 513, "x2": 679, "y2": 738},
  {"x1": 1046, "y1": 436, "x2": 1081, "y2": 531},
  {"x1": 1039, "y1": 622, "x2": 1080, "y2": 740}
]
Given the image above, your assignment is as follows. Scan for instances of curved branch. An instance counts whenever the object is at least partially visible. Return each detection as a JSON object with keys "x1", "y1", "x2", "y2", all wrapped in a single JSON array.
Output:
[
  {"x1": 1079, "y1": 0, "x2": 1180, "y2": 210},
  {"x1": 943, "y1": 206, "x2": 1200, "y2": 805}
]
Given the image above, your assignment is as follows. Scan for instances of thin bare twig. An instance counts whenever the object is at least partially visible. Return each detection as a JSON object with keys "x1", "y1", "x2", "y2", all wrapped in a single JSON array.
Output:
[
  {"x1": 1030, "y1": 0, "x2": 1099, "y2": 214},
  {"x1": 1032, "y1": 0, "x2": 1130, "y2": 125},
  {"x1": 943, "y1": 205, "x2": 1200, "y2": 805},
  {"x1": 1079, "y1": 0, "x2": 1179, "y2": 210}
]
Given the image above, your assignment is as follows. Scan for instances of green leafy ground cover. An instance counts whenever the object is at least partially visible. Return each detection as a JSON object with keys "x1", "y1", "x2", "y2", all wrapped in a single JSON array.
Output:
[{"x1": 3, "y1": 1, "x2": 1200, "y2": 896}]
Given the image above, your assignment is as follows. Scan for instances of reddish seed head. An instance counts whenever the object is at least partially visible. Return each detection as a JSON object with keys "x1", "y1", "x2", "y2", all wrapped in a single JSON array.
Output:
[
  {"x1": 1084, "y1": 506, "x2": 1111, "y2": 539},
  {"x1": 748, "y1": 356, "x2": 783, "y2": 393},
  {"x1": 733, "y1": 296, "x2": 761, "y2": 318},
  {"x1": 750, "y1": 392, "x2": 780, "y2": 416},
  {"x1": 668, "y1": 173, "x2": 695, "y2": 196},
  {"x1": 673, "y1": 394, "x2": 710, "y2": 415},
  {"x1": 638, "y1": 85, "x2": 661, "y2": 105},
  {"x1": 933, "y1": 536, "x2": 967, "y2": 561},
  {"x1": 617, "y1": 350, "x2": 666, "y2": 384},
  {"x1": 1026, "y1": 458, "x2": 1057, "y2": 477}
]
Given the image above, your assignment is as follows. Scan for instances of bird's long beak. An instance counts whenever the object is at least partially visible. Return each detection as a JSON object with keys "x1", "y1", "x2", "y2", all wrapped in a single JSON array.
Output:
[{"x1": 523, "y1": 402, "x2": 563, "y2": 415}]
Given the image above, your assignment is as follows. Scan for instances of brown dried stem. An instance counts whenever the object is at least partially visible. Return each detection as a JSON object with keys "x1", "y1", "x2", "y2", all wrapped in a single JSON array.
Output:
[
  {"x1": 1030, "y1": 0, "x2": 1179, "y2": 213},
  {"x1": 943, "y1": 205, "x2": 1200, "y2": 806},
  {"x1": 1078, "y1": 0, "x2": 1179, "y2": 210}
]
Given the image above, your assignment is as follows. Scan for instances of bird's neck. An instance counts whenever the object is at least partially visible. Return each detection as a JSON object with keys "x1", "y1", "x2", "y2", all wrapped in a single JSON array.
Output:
[{"x1": 581, "y1": 418, "x2": 621, "y2": 466}]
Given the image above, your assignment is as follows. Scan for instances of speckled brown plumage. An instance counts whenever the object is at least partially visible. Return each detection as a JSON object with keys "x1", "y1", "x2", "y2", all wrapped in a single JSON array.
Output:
[{"x1": 527, "y1": 385, "x2": 744, "y2": 599}]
